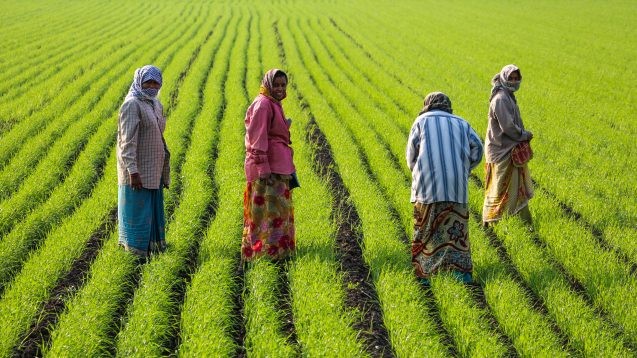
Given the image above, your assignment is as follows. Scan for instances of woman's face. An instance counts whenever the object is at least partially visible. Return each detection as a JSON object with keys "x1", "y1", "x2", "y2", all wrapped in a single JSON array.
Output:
[
  {"x1": 142, "y1": 79, "x2": 161, "y2": 89},
  {"x1": 271, "y1": 75, "x2": 287, "y2": 101},
  {"x1": 508, "y1": 71, "x2": 521, "y2": 82}
]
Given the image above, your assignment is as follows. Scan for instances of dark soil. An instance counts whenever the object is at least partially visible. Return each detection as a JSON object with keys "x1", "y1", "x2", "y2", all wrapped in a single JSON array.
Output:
[
  {"x1": 234, "y1": 261, "x2": 247, "y2": 358},
  {"x1": 306, "y1": 117, "x2": 395, "y2": 357},
  {"x1": 16, "y1": 207, "x2": 117, "y2": 357}
]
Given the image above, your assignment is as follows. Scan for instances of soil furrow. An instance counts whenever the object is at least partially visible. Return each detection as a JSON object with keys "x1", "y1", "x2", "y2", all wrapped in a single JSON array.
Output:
[
  {"x1": 532, "y1": 179, "x2": 637, "y2": 276},
  {"x1": 470, "y1": 174, "x2": 631, "y2": 349},
  {"x1": 327, "y1": 17, "x2": 420, "y2": 98},
  {"x1": 15, "y1": 208, "x2": 117, "y2": 357},
  {"x1": 305, "y1": 117, "x2": 395, "y2": 358}
]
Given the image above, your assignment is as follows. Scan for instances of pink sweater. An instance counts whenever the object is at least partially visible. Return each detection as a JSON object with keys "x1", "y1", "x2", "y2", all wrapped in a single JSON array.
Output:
[{"x1": 244, "y1": 94, "x2": 295, "y2": 182}]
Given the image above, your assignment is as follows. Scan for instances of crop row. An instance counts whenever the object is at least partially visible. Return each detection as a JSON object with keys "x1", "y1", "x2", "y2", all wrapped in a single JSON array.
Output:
[
  {"x1": 47, "y1": 5, "x2": 230, "y2": 357},
  {"x1": 0, "y1": 2, "x2": 633, "y2": 356},
  {"x1": 0, "y1": 5, "x2": 139, "y2": 110},
  {"x1": 314, "y1": 7, "x2": 630, "y2": 354},
  {"x1": 277, "y1": 6, "x2": 635, "y2": 356},
  {"x1": 331, "y1": 1, "x2": 637, "y2": 265},
  {"x1": 0, "y1": 4, "x2": 210, "y2": 295},
  {"x1": 0, "y1": 3, "x2": 215, "y2": 355}
]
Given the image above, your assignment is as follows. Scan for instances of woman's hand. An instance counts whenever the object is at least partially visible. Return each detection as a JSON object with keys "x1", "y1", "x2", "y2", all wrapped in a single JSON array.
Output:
[{"x1": 130, "y1": 173, "x2": 143, "y2": 190}]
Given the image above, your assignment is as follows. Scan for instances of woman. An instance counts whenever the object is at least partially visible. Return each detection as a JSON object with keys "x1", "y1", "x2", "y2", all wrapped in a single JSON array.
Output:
[
  {"x1": 406, "y1": 92, "x2": 483, "y2": 285},
  {"x1": 242, "y1": 69, "x2": 296, "y2": 261},
  {"x1": 117, "y1": 65, "x2": 171, "y2": 257},
  {"x1": 482, "y1": 64, "x2": 534, "y2": 226}
]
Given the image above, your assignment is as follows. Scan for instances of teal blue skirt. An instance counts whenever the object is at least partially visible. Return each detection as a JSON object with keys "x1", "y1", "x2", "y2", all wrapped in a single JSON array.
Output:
[{"x1": 118, "y1": 185, "x2": 166, "y2": 256}]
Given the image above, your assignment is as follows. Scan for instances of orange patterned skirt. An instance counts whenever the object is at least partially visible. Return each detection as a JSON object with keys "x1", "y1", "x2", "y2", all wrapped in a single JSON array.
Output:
[{"x1": 482, "y1": 156, "x2": 534, "y2": 223}]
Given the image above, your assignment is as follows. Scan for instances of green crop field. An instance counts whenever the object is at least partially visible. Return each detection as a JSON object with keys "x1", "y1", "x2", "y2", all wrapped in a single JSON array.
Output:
[{"x1": 0, "y1": 0, "x2": 635, "y2": 356}]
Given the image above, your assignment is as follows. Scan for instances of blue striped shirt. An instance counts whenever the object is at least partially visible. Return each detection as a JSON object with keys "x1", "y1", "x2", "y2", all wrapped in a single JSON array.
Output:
[{"x1": 406, "y1": 110, "x2": 483, "y2": 204}]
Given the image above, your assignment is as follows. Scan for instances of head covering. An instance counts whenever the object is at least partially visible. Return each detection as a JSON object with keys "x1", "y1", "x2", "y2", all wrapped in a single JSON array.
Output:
[
  {"x1": 126, "y1": 65, "x2": 163, "y2": 100},
  {"x1": 490, "y1": 64, "x2": 521, "y2": 101},
  {"x1": 420, "y1": 91, "x2": 453, "y2": 115},
  {"x1": 259, "y1": 68, "x2": 287, "y2": 100}
]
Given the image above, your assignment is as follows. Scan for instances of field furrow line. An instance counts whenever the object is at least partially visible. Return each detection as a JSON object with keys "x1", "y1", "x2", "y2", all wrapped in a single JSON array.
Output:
[
  {"x1": 481, "y1": 172, "x2": 637, "y2": 349},
  {"x1": 0, "y1": 4, "x2": 206, "y2": 292},
  {"x1": 14, "y1": 209, "x2": 117, "y2": 357},
  {"x1": 0, "y1": 4, "x2": 142, "y2": 106},
  {"x1": 534, "y1": 180, "x2": 637, "y2": 274},
  {"x1": 467, "y1": 199, "x2": 574, "y2": 345},
  {"x1": 0, "y1": 11, "x2": 183, "y2": 176},
  {"x1": 306, "y1": 118, "x2": 394, "y2": 357},
  {"x1": 267, "y1": 18, "x2": 370, "y2": 357},
  {"x1": 466, "y1": 179, "x2": 634, "y2": 355},
  {"x1": 0, "y1": 149, "x2": 119, "y2": 356},
  {"x1": 165, "y1": 23, "x2": 221, "y2": 217},
  {"x1": 177, "y1": 10, "x2": 251, "y2": 356},
  {"x1": 280, "y1": 15, "x2": 453, "y2": 357},
  {"x1": 465, "y1": 217, "x2": 573, "y2": 356},
  {"x1": 42, "y1": 9, "x2": 228, "y2": 355}
]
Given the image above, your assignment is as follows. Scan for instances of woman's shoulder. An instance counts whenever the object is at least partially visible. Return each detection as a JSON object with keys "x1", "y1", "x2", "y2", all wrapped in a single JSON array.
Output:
[
  {"x1": 252, "y1": 94, "x2": 276, "y2": 112},
  {"x1": 492, "y1": 90, "x2": 514, "y2": 103},
  {"x1": 120, "y1": 96, "x2": 142, "y2": 113}
]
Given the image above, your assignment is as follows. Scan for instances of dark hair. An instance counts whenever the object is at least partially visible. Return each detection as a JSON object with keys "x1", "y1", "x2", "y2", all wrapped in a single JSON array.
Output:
[{"x1": 274, "y1": 70, "x2": 288, "y2": 81}]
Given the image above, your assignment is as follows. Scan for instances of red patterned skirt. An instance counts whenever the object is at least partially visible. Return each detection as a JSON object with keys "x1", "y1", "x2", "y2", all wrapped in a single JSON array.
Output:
[{"x1": 242, "y1": 174, "x2": 295, "y2": 261}]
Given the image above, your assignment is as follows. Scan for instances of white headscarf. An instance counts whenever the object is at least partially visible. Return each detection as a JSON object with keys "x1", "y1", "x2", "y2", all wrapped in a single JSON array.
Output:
[{"x1": 126, "y1": 65, "x2": 163, "y2": 100}]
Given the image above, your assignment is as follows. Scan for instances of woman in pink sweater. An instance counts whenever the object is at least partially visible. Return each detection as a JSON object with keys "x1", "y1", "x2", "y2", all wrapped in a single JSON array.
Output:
[{"x1": 242, "y1": 69, "x2": 297, "y2": 261}]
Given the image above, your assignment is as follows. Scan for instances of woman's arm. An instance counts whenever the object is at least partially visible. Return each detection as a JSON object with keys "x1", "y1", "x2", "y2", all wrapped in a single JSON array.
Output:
[
  {"x1": 118, "y1": 100, "x2": 140, "y2": 176},
  {"x1": 467, "y1": 126, "x2": 484, "y2": 170},
  {"x1": 246, "y1": 101, "x2": 272, "y2": 178},
  {"x1": 406, "y1": 122, "x2": 420, "y2": 171},
  {"x1": 493, "y1": 97, "x2": 532, "y2": 141}
]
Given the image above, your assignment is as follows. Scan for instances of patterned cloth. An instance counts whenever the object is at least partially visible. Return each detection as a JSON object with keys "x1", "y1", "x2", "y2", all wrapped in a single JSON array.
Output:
[
  {"x1": 412, "y1": 201, "x2": 473, "y2": 279},
  {"x1": 406, "y1": 109, "x2": 483, "y2": 204},
  {"x1": 118, "y1": 185, "x2": 166, "y2": 257},
  {"x1": 242, "y1": 174, "x2": 295, "y2": 261},
  {"x1": 482, "y1": 156, "x2": 534, "y2": 223},
  {"x1": 126, "y1": 65, "x2": 163, "y2": 100},
  {"x1": 419, "y1": 91, "x2": 453, "y2": 115}
]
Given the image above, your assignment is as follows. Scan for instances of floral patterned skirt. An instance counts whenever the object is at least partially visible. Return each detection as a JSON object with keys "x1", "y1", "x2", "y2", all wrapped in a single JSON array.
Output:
[
  {"x1": 242, "y1": 174, "x2": 295, "y2": 261},
  {"x1": 482, "y1": 156, "x2": 534, "y2": 223},
  {"x1": 412, "y1": 201, "x2": 473, "y2": 279}
]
